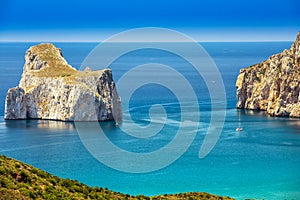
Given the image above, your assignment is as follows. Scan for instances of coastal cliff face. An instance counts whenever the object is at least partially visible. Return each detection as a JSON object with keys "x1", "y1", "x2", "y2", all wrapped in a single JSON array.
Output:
[
  {"x1": 4, "y1": 43, "x2": 122, "y2": 122},
  {"x1": 236, "y1": 32, "x2": 300, "y2": 117}
]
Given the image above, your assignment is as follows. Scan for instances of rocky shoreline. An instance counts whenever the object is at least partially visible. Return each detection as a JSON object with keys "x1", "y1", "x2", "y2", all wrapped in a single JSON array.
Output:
[{"x1": 236, "y1": 32, "x2": 300, "y2": 117}]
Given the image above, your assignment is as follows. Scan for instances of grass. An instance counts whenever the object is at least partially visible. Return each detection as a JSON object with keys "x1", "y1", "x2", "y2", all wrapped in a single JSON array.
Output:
[
  {"x1": 27, "y1": 43, "x2": 105, "y2": 82},
  {"x1": 29, "y1": 44, "x2": 77, "y2": 78},
  {"x1": 0, "y1": 155, "x2": 234, "y2": 200}
]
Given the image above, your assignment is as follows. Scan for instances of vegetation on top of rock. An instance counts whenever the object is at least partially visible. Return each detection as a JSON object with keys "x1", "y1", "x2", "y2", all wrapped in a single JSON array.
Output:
[
  {"x1": 0, "y1": 155, "x2": 234, "y2": 200},
  {"x1": 26, "y1": 43, "x2": 77, "y2": 78},
  {"x1": 26, "y1": 43, "x2": 104, "y2": 81}
]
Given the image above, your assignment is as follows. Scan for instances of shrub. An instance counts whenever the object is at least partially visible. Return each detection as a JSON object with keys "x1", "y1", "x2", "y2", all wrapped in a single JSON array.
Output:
[{"x1": 259, "y1": 68, "x2": 266, "y2": 75}]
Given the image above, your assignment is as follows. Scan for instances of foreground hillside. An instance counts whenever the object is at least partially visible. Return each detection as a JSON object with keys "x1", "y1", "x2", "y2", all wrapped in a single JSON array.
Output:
[{"x1": 0, "y1": 155, "x2": 233, "y2": 200}]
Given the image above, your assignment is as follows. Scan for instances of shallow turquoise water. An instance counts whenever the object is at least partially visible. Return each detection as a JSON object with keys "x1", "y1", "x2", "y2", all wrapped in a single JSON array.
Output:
[{"x1": 0, "y1": 42, "x2": 299, "y2": 199}]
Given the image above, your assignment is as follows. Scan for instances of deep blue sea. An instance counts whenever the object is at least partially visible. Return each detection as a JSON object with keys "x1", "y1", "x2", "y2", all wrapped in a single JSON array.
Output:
[{"x1": 1, "y1": 42, "x2": 300, "y2": 199}]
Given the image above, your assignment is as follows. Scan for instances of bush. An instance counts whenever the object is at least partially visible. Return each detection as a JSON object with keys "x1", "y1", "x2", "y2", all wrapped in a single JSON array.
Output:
[
  {"x1": 36, "y1": 170, "x2": 48, "y2": 179},
  {"x1": 19, "y1": 170, "x2": 31, "y2": 183},
  {"x1": 0, "y1": 177, "x2": 16, "y2": 189},
  {"x1": 19, "y1": 187, "x2": 31, "y2": 197},
  {"x1": 15, "y1": 163, "x2": 21, "y2": 169},
  {"x1": 0, "y1": 166, "x2": 5, "y2": 175},
  {"x1": 49, "y1": 177, "x2": 57, "y2": 186}
]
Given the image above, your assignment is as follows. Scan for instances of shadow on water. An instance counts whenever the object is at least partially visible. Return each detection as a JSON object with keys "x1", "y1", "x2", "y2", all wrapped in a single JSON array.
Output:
[
  {"x1": 4, "y1": 119, "x2": 119, "y2": 134},
  {"x1": 237, "y1": 109, "x2": 300, "y2": 134},
  {"x1": 0, "y1": 119, "x2": 121, "y2": 155}
]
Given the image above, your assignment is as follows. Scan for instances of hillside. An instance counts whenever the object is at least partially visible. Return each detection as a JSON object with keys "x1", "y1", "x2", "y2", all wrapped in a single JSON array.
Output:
[{"x1": 0, "y1": 155, "x2": 233, "y2": 200}]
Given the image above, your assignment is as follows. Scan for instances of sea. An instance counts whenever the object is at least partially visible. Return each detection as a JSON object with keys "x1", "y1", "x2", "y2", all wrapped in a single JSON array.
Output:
[{"x1": 0, "y1": 42, "x2": 300, "y2": 199}]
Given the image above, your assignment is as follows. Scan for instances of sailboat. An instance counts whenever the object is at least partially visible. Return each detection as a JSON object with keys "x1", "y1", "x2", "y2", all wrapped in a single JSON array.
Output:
[
  {"x1": 236, "y1": 127, "x2": 243, "y2": 132},
  {"x1": 236, "y1": 110, "x2": 243, "y2": 132}
]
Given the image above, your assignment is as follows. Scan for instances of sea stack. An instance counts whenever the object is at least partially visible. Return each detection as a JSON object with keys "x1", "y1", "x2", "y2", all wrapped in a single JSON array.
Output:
[
  {"x1": 236, "y1": 32, "x2": 300, "y2": 117},
  {"x1": 4, "y1": 43, "x2": 122, "y2": 122}
]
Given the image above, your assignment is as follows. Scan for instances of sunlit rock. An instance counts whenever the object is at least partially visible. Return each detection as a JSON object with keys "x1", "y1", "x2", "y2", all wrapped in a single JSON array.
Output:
[{"x1": 5, "y1": 43, "x2": 122, "y2": 122}]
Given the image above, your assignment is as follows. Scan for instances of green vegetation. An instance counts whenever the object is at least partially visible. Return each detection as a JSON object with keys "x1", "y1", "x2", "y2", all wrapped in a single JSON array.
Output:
[
  {"x1": 0, "y1": 155, "x2": 234, "y2": 200},
  {"x1": 258, "y1": 68, "x2": 266, "y2": 75},
  {"x1": 61, "y1": 74, "x2": 72, "y2": 77},
  {"x1": 253, "y1": 74, "x2": 260, "y2": 82},
  {"x1": 276, "y1": 66, "x2": 282, "y2": 74}
]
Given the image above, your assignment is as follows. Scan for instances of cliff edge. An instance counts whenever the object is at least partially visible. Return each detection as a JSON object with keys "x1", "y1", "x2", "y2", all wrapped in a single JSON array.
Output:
[
  {"x1": 4, "y1": 43, "x2": 122, "y2": 122},
  {"x1": 236, "y1": 32, "x2": 300, "y2": 117}
]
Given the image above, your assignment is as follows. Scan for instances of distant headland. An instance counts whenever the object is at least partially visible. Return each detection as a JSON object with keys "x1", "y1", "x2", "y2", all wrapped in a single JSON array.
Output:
[{"x1": 236, "y1": 32, "x2": 300, "y2": 118}]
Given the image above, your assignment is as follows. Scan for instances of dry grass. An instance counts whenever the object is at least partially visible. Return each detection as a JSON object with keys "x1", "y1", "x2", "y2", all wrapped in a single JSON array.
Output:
[{"x1": 28, "y1": 44, "x2": 104, "y2": 81}]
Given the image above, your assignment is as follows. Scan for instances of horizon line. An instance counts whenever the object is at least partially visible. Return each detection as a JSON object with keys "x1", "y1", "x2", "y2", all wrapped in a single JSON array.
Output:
[{"x1": 0, "y1": 40, "x2": 294, "y2": 43}]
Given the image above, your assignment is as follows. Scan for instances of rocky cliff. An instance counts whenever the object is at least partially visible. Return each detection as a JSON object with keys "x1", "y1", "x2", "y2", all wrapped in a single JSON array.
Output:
[
  {"x1": 4, "y1": 43, "x2": 122, "y2": 122},
  {"x1": 236, "y1": 32, "x2": 300, "y2": 117}
]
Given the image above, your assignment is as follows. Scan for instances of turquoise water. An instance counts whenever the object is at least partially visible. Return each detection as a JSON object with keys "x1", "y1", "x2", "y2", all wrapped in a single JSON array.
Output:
[{"x1": 1, "y1": 42, "x2": 300, "y2": 199}]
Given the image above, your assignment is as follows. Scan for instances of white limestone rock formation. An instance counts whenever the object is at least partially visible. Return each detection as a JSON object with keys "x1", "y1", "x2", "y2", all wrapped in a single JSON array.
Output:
[{"x1": 4, "y1": 43, "x2": 122, "y2": 122}]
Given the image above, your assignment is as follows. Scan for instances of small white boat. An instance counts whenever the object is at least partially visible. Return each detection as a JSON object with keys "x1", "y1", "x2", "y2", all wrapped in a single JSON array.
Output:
[
  {"x1": 236, "y1": 127, "x2": 243, "y2": 132},
  {"x1": 236, "y1": 110, "x2": 243, "y2": 132}
]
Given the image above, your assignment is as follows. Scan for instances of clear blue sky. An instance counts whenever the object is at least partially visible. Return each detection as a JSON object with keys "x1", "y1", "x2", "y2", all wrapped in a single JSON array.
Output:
[{"x1": 1, "y1": 0, "x2": 300, "y2": 41}]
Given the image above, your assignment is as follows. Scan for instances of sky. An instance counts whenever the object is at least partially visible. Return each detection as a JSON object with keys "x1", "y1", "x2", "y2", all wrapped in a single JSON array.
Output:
[{"x1": 0, "y1": 0, "x2": 300, "y2": 42}]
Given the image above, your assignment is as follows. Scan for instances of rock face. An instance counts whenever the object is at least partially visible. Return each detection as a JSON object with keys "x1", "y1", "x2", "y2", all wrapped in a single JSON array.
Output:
[
  {"x1": 4, "y1": 43, "x2": 122, "y2": 122},
  {"x1": 236, "y1": 32, "x2": 300, "y2": 117}
]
